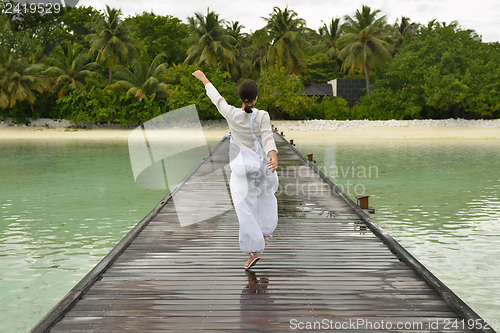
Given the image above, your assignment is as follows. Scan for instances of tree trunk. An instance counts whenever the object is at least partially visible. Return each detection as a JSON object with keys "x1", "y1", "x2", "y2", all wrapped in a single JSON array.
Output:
[
  {"x1": 453, "y1": 104, "x2": 462, "y2": 119},
  {"x1": 109, "y1": 67, "x2": 112, "y2": 86},
  {"x1": 364, "y1": 65, "x2": 371, "y2": 95}
]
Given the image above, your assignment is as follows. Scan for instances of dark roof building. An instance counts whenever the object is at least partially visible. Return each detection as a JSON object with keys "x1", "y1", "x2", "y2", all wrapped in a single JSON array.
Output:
[
  {"x1": 303, "y1": 84, "x2": 333, "y2": 97},
  {"x1": 304, "y1": 79, "x2": 366, "y2": 107}
]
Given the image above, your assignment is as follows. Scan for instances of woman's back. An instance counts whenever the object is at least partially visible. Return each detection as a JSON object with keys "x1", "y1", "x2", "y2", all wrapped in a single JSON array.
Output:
[{"x1": 204, "y1": 83, "x2": 277, "y2": 156}]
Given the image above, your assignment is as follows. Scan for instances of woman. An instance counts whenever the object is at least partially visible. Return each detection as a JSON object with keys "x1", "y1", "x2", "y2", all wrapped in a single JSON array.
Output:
[{"x1": 192, "y1": 70, "x2": 279, "y2": 269}]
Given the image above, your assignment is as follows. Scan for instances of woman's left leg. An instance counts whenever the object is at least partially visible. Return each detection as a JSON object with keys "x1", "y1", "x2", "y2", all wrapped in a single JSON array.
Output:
[{"x1": 230, "y1": 172, "x2": 266, "y2": 255}]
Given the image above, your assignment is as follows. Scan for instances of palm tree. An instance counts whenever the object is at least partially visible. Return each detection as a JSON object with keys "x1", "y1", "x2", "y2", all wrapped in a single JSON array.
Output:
[
  {"x1": 256, "y1": 6, "x2": 310, "y2": 75},
  {"x1": 315, "y1": 18, "x2": 342, "y2": 59},
  {"x1": 109, "y1": 49, "x2": 170, "y2": 101},
  {"x1": 86, "y1": 5, "x2": 138, "y2": 86},
  {"x1": 0, "y1": 49, "x2": 49, "y2": 110},
  {"x1": 0, "y1": 6, "x2": 14, "y2": 50},
  {"x1": 249, "y1": 27, "x2": 269, "y2": 76},
  {"x1": 420, "y1": 20, "x2": 462, "y2": 36},
  {"x1": 338, "y1": 5, "x2": 393, "y2": 95},
  {"x1": 43, "y1": 41, "x2": 96, "y2": 98},
  {"x1": 184, "y1": 8, "x2": 238, "y2": 72},
  {"x1": 259, "y1": 6, "x2": 308, "y2": 73},
  {"x1": 225, "y1": 21, "x2": 253, "y2": 80},
  {"x1": 393, "y1": 16, "x2": 418, "y2": 49}
]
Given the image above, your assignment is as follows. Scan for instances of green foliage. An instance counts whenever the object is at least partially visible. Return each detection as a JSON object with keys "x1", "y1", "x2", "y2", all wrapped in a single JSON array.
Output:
[
  {"x1": 2, "y1": 3, "x2": 500, "y2": 123},
  {"x1": 2, "y1": 0, "x2": 70, "y2": 61},
  {"x1": 314, "y1": 88, "x2": 421, "y2": 121},
  {"x1": 1, "y1": 100, "x2": 30, "y2": 123},
  {"x1": 462, "y1": 44, "x2": 500, "y2": 117},
  {"x1": 166, "y1": 64, "x2": 238, "y2": 119},
  {"x1": 257, "y1": 67, "x2": 315, "y2": 119},
  {"x1": 377, "y1": 22, "x2": 500, "y2": 118},
  {"x1": 0, "y1": 71, "x2": 56, "y2": 124},
  {"x1": 0, "y1": 2, "x2": 15, "y2": 52},
  {"x1": 132, "y1": 12, "x2": 189, "y2": 65},
  {"x1": 1, "y1": 3, "x2": 40, "y2": 62},
  {"x1": 350, "y1": 88, "x2": 421, "y2": 120},
  {"x1": 315, "y1": 97, "x2": 351, "y2": 120},
  {"x1": 54, "y1": 84, "x2": 165, "y2": 126},
  {"x1": 301, "y1": 53, "x2": 344, "y2": 83},
  {"x1": 0, "y1": 3, "x2": 100, "y2": 62},
  {"x1": 60, "y1": 6, "x2": 100, "y2": 49}
]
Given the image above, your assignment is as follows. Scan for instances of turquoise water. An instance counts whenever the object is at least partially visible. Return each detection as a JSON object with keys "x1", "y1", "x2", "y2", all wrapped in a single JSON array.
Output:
[{"x1": 1, "y1": 137, "x2": 499, "y2": 331}]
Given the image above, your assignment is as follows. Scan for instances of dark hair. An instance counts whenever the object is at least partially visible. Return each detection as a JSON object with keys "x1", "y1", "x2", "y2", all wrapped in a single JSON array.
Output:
[{"x1": 238, "y1": 80, "x2": 258, "y2": 114}]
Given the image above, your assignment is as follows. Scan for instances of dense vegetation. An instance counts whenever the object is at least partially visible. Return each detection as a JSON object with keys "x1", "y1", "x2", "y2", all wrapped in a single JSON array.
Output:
[{"x1": 1, "y1": 1, "x2": 499, "y2": 124}]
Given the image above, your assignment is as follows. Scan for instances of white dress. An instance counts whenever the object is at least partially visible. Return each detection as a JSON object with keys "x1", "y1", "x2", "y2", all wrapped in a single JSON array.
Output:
[{"x1": 205, "y1": 83, "x2": 279, "y2": 254}]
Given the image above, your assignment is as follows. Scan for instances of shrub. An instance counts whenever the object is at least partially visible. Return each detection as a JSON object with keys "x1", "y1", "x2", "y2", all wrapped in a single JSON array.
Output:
[
  {"x1": 316, "y1": 97, "x2": 351, "y2": 120},
  {"x1": 166, "y1": 64, "x2": 238, "y2": 120},
  {"x1": 257, "y1": 67, "x2": 315, "y2": 120},
  {"x1": 350, "y1": 88, "x2": 422, "y2": 120},
  {"x1": 54, "y1": 85, "x2": 166, "y2": 126}
]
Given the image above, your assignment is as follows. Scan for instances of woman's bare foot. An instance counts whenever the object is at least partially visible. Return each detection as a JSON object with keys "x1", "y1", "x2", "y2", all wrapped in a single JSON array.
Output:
[
  {"x1": 264, "y1": 236, "x2": 269, "y2": 246},
  {"x1": 245, "y1": 253, "x2": 259, "y2": 269}
]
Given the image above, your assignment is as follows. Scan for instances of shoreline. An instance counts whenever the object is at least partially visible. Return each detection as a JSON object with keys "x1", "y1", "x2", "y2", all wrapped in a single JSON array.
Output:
[
  {"x1": 277, "y1": 127, "x2": 500, "y2": 140},
  {"x1": 1, "y1": 119, "x2": 500, "y2": 141}
]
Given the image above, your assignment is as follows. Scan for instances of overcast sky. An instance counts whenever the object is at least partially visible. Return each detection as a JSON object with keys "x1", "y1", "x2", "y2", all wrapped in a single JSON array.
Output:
[{"x1": 79, "y1": 0, "x2": 499, "y2": 43}]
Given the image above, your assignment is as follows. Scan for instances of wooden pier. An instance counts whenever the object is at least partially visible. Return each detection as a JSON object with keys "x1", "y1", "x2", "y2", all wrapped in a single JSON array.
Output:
[{"x1": 31, "y1": 133, "x2": 494, "y2": 332}]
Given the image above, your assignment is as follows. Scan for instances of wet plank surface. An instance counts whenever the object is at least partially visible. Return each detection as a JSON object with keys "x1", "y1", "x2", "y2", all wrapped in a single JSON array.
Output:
[{"x1": 48, "y1": 134, "x2": 476, "y2": 332}]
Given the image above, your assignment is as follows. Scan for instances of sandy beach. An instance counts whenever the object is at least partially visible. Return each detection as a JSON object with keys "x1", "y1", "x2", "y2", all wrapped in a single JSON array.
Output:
[
  {"x1": 1, "y1": 122, "x2": 500, "y2": 141},
  {"x1": 278, "y1": 126, "x2": 500, "y2": 140}
]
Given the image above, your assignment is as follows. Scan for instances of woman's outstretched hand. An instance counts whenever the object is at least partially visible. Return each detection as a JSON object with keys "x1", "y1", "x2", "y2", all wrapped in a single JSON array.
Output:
[
  {"x1": 192, "y1": 70, "x2": 210, "y2": 86},
  {"x1": 266, "y1": 159, "x2": 278, "y2": 173}
]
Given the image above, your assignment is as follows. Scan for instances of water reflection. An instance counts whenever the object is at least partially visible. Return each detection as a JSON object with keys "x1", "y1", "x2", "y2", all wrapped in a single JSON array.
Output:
[{"x1": 239, "y1": 270, "x2": 273, "y2": 330}]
